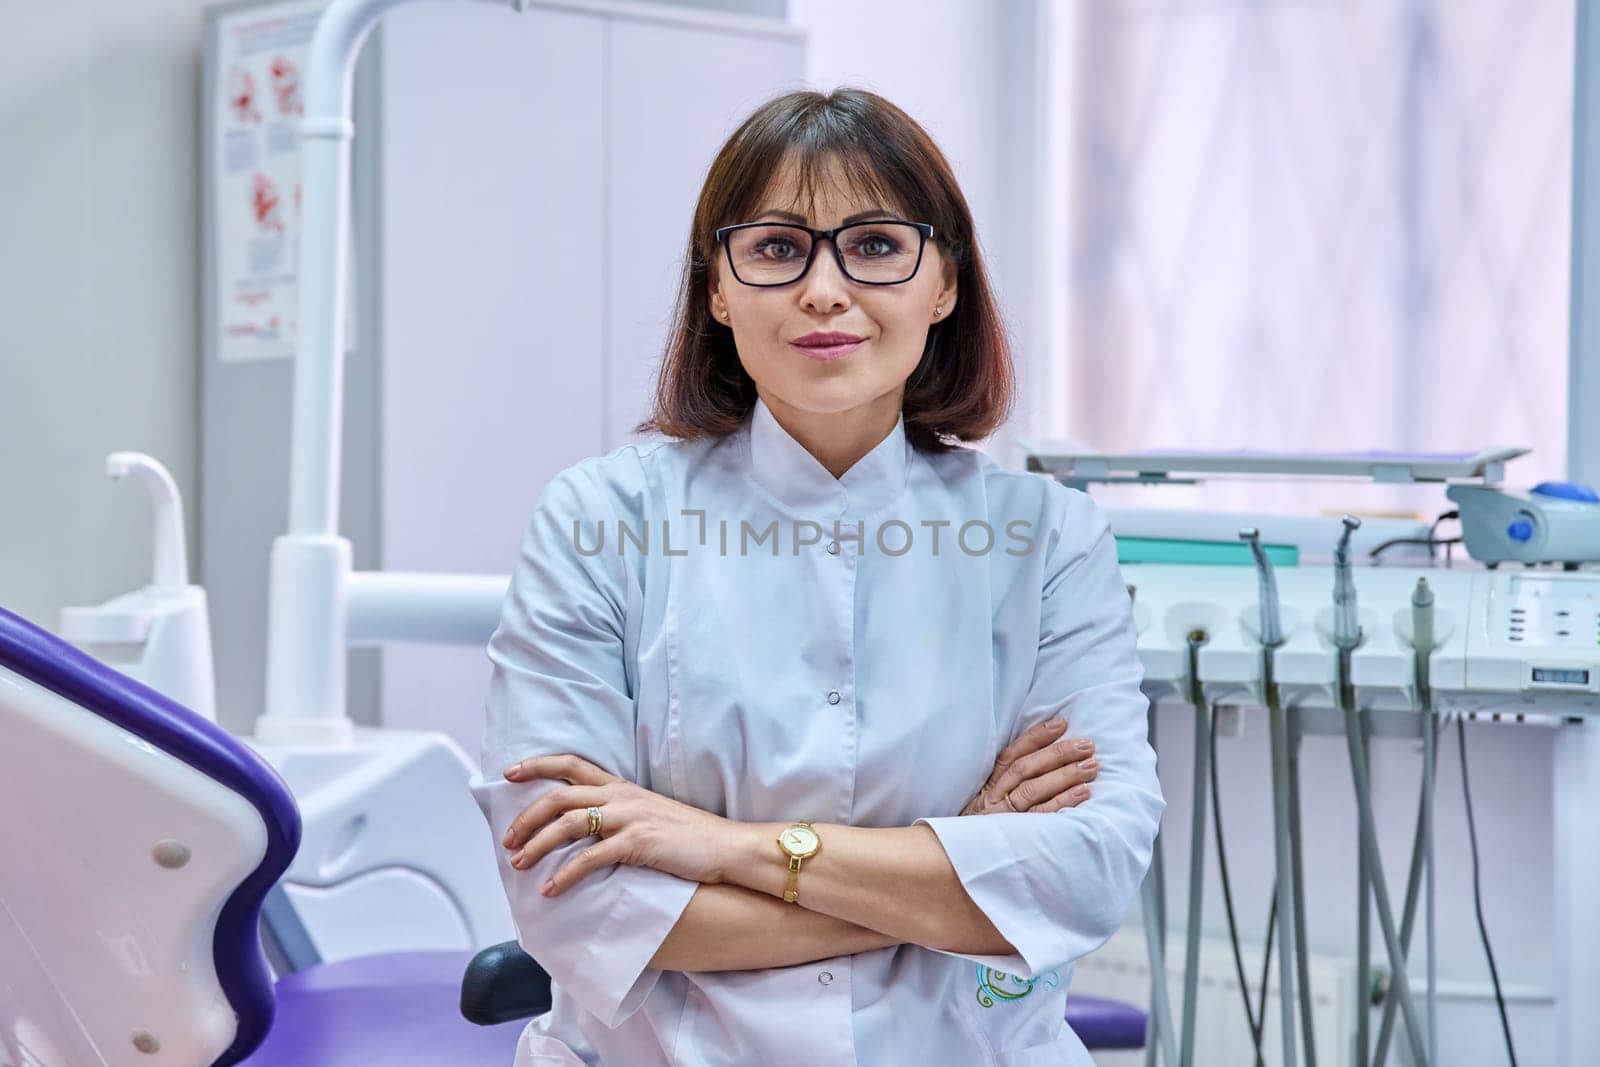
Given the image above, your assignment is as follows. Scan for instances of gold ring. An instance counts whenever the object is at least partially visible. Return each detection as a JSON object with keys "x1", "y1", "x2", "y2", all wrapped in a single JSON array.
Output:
[
  {"x1": 587, "y1": 806, "x2": 603, "y2": 836},
  {"x1": 1003, "y1": 792, "x2": 1020, "y2": 813}
]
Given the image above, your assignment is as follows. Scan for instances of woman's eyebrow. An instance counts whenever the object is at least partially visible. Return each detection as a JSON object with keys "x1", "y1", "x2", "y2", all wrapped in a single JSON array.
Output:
[{"x1": 755, "y1": 207, "x2": 896, "y2": 225}]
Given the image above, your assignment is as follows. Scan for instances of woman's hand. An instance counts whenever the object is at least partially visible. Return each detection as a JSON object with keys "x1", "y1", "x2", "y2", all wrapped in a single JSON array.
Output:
[
  {"x1": 500, "y1": 754, "x2": 735, "y2": 897},
  {"x1": 961, "y1": 716, "x2": 1098, "y2": 815}
]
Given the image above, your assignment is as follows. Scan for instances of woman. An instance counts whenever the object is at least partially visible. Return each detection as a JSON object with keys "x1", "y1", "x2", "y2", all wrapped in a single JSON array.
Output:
[{"x1": 470, "y1": 88, "x2": 1164, "y2": 1066}]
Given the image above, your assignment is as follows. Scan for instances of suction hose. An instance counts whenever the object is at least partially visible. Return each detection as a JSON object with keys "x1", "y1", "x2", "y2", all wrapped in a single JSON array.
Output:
[
  {"x1": 1332, "y1": 518, "x2": 1430, "y2": 1065},
  {"x1": 1132, "y1": 581, "x2": 1181, "y2": 1067},
  {"x1": 1241, "y1": 527, "x2": 1300, "y2": 1067},
  {"x1": 1373, "y1": 577, "x2": 1440, "y2": 1067},
  {"x1": 1180, "y1": 631, "x2": 1211, "y2": 1066}
]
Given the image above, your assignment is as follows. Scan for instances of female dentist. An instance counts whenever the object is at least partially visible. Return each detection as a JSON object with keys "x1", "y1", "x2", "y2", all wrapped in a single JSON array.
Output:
[{"x1": 472, "y1": 88, "x2": 1165, "y2": 1066}]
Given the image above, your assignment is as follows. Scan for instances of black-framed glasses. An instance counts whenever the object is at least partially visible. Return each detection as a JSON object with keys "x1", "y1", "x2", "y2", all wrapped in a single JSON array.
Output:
[{"x1": 714, "y1": 219, "x2": 935, "y2": 287}]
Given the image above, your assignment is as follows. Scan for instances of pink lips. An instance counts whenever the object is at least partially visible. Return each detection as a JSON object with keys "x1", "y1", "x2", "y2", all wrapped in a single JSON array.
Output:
[{"x1": 791, "y1": 332, "x2": 865, "y2": 361}]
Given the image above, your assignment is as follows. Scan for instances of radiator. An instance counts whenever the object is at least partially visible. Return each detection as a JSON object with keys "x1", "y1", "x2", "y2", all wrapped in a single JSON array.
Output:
[{"x1": 1070, "y1": 925, "x2": 1356, "y2": 1066}]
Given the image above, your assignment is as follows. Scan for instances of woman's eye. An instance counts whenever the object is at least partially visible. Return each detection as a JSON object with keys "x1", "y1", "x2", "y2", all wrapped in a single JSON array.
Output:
[
  {"x1": 852, "y1": 235, "x2": 898, "y2": 257},
  {"x1": 752, "y1": 239, "x2": 800, "y2": 260}
]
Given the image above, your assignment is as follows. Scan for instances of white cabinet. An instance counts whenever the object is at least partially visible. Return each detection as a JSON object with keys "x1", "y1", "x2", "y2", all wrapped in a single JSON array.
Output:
[{"x1": 379, "y1": 3, "x2": 608, "y2": 584}]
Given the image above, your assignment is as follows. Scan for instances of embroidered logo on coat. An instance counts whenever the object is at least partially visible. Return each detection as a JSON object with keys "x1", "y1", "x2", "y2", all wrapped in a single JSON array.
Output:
[{"x1": 975, "y1": 965, "x2": 1059, "y2": 1007}]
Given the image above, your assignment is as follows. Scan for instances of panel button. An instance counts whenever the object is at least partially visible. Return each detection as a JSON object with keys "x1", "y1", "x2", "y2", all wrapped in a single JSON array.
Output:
[
  {"x1": 818, "y1": 970, "x2": 834, "y2": 985},
  {"x1": 826, "y1": 689, "x2": 841, "y2": 705},
  {"x1": 826, "y1": 541, "x2": 840, "y2": 555}
]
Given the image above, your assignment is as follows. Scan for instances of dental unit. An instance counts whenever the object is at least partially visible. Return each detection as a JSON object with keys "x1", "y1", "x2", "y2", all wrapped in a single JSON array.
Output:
[{"x1": 1019, "y1": 442, "x2": 1600, "y2": 1066}]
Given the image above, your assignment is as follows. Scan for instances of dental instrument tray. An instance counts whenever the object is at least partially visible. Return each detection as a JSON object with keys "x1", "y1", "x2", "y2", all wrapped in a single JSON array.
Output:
[{"x1": 1017, "y1": 444, "x2": 1529, "y2": 487}]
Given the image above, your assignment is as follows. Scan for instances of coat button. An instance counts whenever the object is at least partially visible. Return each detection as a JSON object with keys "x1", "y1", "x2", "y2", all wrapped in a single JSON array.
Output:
[
  {"x1": 818, "y1": 970, "x2": 833, "y2": 985},
  {"x1": 826, "y1": 690, "x2": 841, "y2": 705},
  {"x1": 826, "y1": 540, "x2": 840, "y2": 555}
]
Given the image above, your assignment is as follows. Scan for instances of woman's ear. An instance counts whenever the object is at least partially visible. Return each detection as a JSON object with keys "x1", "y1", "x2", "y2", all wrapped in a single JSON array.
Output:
[
  {"x1": 708, "y1": 277, "x2": 727, "y2": 323},
  {"x1": 933, "y1": 256, "x2": 958, "y2": 320}
]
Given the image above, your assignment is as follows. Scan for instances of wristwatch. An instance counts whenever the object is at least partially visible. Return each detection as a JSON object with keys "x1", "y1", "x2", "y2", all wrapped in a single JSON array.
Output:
[{"x1": 775, "y1": 820, "x2": 821, "y2": 904}]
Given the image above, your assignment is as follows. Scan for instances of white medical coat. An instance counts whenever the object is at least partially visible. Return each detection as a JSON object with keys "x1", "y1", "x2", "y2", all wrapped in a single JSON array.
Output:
[{"x1": 467, "y1": 395, "x2": 1164, "y2": 1066}]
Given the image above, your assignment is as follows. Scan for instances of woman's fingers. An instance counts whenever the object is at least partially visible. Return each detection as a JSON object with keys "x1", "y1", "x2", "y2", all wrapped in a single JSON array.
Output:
[
  {"x1": 544, "y1": 832, "x2": 633, "y2": 895},
  {"x1": 503, "y1": 753, "x2": 616, "y2": 786},
  {"x1": 512, "y1": 801, "x2": 615, "y2": 871},
  {"x1": 1029, "y1": 783, "x2": 1092, "y2": 812},
  {"x1": 503, "y1": 784, "x2": 610, "y2": 852},
  {"x1": 993, "y1": 717, "x2": 1067, "y2": 776},
  {"x1": 987, "y1": 733, "x2": 1095, "y2": 804},
  {"x1": 1008, "y1": 756, "x2": 1098, "y2": 812},
  {"x1": 974, "y1": 717, "x2": 1066, "y2": 801}
]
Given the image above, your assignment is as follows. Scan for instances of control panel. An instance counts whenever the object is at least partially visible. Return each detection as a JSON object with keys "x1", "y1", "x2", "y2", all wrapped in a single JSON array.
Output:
[{"x1": 1123, "y1": 562, "x2": 1600, "y2": 713}]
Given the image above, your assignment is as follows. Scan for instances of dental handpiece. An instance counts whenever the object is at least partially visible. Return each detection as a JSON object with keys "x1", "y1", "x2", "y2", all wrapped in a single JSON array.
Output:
[
  {"x1": 1334, "y1": 514, "x2": 1365, "y2": 1067},
  {"x1": 1411, "y1": 577, "x2": 1435, "y2": 656},
  {"x1": 1333, "y1": 515, "x2": 1363, "y2": 651},
  {"x1": 1241, "y1": 525, "x2": 1300, "y2": 1067},
  {"x1": 1240, "y1": 528, "x2": 1284, "y2": 647}
]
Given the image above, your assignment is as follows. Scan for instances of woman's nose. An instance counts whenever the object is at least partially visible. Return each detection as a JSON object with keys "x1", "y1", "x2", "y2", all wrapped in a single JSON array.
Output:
[{"x1": 798, "y1": 239, "x2": 852, "y2": 313}]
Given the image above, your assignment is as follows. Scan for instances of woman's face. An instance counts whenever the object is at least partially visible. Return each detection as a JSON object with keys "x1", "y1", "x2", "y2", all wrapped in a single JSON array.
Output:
[{"x1": 708, "y1": 156, "x2": 958, "y2": 425}]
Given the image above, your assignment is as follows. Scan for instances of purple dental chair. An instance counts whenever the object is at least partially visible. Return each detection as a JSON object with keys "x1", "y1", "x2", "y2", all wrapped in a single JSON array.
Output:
[
  {"x1": 0, "y1": 603, "x2": 1142, "y2": 1064},
  {"x1": 0, "y1": 603, "x2": 524, "y2": 1065}
]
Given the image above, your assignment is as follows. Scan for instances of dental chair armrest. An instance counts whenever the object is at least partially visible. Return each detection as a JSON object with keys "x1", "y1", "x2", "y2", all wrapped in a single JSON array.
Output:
[{"x1": 459, "y1": 940, "x2": 555, "y2": 1025}]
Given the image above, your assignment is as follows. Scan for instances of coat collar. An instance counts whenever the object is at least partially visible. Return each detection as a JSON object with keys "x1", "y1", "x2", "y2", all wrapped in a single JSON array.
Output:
[{"x1": 744, "y1": 394, "x2": 911, "y2": 517}]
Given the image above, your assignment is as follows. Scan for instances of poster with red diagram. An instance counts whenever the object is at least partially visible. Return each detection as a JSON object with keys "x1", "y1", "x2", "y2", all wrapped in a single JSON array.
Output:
[{"x1": 210, "y1": 0, "x2": 355, "y2": 363}]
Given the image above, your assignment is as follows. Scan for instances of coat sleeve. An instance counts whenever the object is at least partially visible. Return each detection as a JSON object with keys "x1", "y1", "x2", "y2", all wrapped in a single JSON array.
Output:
[
  {"x1": 467, "y1": 462, "x2": 698, "y2": 1028},
  {"x1": 912, "y1": 489, "x2": 1164, "y2": 979}
]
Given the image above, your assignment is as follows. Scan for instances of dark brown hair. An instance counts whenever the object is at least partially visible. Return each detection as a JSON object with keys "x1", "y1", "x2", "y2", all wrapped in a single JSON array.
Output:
[{"x1": 634, "y1": 88, "x2": 1014, "y2": 454}]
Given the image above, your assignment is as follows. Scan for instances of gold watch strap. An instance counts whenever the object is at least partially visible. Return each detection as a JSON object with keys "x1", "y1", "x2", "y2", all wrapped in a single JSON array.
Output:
[{"x1": 783, "y1": 855, "x2": 803, "y2": 904}]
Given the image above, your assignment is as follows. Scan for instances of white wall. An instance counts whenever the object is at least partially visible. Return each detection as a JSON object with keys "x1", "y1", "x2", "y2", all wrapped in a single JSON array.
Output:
[{"x1": 0, "y1": 0, "x2": 206, "y2": 631}]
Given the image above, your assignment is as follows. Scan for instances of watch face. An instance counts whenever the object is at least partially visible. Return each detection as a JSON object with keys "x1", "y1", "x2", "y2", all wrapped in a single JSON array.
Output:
[{"x1": 781, "y1": 825, "x2": 819, "y2": 856}]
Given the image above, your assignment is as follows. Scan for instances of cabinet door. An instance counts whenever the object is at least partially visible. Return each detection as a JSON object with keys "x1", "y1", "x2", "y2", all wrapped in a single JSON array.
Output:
[
  {"x1": 603, "y1": 17, "x2": 806, "y2": 449},
  {"x1": 378, "y1": 3, "x2": 605, "y2": 747}
]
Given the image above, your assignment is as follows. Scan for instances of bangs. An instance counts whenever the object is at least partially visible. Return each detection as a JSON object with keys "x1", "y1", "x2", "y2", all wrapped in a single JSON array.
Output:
[
  {"x1": 759, "y1": 147, "x2": 916, "y2": 223},
  {"x1": 723, "y1": 102, "x2": 928, "y2": 228}
]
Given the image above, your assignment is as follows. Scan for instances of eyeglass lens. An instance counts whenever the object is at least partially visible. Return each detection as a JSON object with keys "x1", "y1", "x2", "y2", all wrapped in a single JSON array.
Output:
[{"x1": 726, "y1": 222, "x2": 922, "y2": 285}]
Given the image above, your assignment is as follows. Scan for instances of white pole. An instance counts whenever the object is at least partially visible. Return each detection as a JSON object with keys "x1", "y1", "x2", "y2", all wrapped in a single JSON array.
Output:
[
  {"x1": 345, "y1": 573, "x2": 509, "y2": 647},
  {"x1": 1558, "y1": 3, "x2": 1600, "y2": 1061},
  {"x1": 256, "y1": 0, "x2": 525, "y2": 745}
]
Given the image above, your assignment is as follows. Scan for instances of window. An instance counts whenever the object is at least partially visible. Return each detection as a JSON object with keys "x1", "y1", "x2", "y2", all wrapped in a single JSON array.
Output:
[{"x1": 1050, "y1": 0, "x2": 1575, "y2": 520}]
